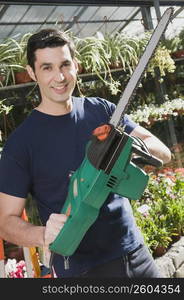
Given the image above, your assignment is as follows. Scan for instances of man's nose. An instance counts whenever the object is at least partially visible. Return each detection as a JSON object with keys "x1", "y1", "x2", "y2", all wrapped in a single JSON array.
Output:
[{"x1": 54, "y1": 70, "x2": 65, "y2": 81}]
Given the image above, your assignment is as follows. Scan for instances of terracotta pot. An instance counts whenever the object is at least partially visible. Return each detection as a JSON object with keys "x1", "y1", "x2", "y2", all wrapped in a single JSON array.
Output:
[
  {"x1": 5, "y1": 244, "x2": 24, "y2": 262},
  {"x1": 171, "y1": 50, "x2": 184, "y2": 59},
  {"x1": 15, "y1": 70, "x2": 32, "y2": 84},
  {"x1": 153, "y1": 245, "x2": 167, "y2": 257},
  {"x1": 0, "y1": 75, "x2": 5, "y2": 83}
]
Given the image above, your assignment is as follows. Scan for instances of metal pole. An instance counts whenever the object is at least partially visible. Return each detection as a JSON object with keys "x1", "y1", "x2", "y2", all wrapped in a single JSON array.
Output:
[
  {"x1": 141, "y1": 6, "x2": 154, "y2": 30},
  {"x1": 154, "y1": 0, "x2": 162, "y2": 21}
]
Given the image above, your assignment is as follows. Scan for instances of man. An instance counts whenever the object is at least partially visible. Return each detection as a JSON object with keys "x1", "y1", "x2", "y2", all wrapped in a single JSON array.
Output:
[{"x1": 0, "y1": 29, "x2": 171, "y2": 278}]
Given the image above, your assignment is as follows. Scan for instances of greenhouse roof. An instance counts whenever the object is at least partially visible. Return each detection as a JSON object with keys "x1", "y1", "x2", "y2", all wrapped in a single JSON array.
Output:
[{"x1": 0, "y1": 0, "x2": 184, "y2": 41}]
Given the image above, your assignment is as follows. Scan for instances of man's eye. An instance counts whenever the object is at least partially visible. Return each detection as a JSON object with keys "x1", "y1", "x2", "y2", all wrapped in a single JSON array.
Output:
[
  {"x1": 63, "y1": 62, "x2": 71, "y2": 67},
  {"x1": 43, "y1": 66, "x2": 51, "y2": 70}
]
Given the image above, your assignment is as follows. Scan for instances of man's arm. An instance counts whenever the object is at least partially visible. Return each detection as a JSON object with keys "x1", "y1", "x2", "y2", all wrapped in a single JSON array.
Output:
[
  {"x1": 130, "y1": 125, "x2": 171, "y2": 164},
  {"x1": 0, "y1": 192, "x2": 67, "y2": 248}
]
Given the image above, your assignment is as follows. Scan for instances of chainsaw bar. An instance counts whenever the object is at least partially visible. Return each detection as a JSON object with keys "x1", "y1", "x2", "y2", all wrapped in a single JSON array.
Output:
[{"x1": 110, "y1": 7, "x2": 174, "y2": 128}]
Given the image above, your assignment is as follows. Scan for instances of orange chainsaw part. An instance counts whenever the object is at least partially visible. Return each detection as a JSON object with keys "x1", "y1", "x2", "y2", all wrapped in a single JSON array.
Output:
[
  {"x1": 92, "y1": 124, "x2": 112, "y2": 141},
  {"x1": 0, "y1": 238, "x2": 4, "y2": 260},
  {"x1": 21, "y1": 209, "x2": 28, "y2": 221}
]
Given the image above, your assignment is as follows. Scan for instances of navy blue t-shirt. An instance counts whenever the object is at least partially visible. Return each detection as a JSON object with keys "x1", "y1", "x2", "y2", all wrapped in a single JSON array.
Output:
[{"x1": 0, "y1": 97, "x2": 143, "y2": 277}]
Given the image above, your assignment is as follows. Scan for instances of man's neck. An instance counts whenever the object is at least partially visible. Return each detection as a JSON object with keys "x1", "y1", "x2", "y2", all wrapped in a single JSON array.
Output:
[{"x1": 35, "y1": 98, "x2": 73, "y2": 116}]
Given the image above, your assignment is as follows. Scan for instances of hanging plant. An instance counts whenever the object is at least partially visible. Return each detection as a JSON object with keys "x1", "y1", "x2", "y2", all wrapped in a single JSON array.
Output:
[
  {"x1": 74, "y1": 35, "x2": 120, "y2": 95},
  {"x1": 0, "y1": 38, "x2": 21, "y2": 86},
  {"x1": 135, "y1": 31, "x2": 176, "y2": 79},
  {"x1": 147, "y1": 46, "x2": 176, "y2": 78},
  {"x1": 8, "y1": 33, "x2": 33, "y2": 84},
  {"x1": 103, "y1": 32, "x2": 139, "y2": 73}
]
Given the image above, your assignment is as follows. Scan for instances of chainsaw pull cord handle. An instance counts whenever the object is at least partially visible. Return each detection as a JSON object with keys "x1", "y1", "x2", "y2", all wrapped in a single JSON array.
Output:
[{"x1": 92, "y1": 124, "x2": 112, "y2": 141}]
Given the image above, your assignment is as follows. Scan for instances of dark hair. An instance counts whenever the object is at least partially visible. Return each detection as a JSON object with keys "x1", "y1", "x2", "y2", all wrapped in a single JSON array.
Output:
[{"x1": 27, "y1": 28, "x2": 75, "y2": 70}]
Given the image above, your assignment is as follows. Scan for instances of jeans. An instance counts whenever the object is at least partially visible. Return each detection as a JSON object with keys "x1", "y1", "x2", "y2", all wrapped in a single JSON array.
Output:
[{"x1": 79, "y1": 244, "x2": 162, "y2": 278}]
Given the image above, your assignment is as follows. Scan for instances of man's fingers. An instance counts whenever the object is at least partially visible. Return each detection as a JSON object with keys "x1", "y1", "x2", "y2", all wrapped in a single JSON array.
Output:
[
  {"x1": 44, "y1": 213, "x2": 69, "y2": 246},
  {"x1": 49, "y1": 213, "x2": 68, "y2": 223}
]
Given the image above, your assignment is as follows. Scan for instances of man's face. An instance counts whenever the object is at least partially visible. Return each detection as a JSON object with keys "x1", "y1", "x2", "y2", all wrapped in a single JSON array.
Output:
[{"x1": 28, "y1": 45, "x2": 78, "y2": 105}]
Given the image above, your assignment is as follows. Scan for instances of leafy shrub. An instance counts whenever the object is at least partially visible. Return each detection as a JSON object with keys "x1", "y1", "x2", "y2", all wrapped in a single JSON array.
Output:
[{"x1": 132, "y1": 168, "x2": 184, "y2": 255}]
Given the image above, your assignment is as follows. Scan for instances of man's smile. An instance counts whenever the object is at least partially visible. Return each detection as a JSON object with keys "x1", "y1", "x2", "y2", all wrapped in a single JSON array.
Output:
[{"x1": 52, "y1": 84, "x2": 68, "y2": 94}]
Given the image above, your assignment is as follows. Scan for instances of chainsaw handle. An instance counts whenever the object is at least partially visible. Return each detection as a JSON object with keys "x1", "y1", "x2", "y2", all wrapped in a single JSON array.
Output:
[{"x1": 132, "y1": 144, "x2": 163, "y2": 167}]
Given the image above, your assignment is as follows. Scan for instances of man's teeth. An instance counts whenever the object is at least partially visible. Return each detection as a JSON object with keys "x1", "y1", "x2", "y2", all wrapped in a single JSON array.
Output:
[{"x1": 54, "y1": 86, "x2": 65, "y2": 89}]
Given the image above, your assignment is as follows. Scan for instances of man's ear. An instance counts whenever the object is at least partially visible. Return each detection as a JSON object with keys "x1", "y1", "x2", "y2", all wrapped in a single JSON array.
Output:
[{"x1": 26, "y1": 65, "x2": 37, "y2": 82}]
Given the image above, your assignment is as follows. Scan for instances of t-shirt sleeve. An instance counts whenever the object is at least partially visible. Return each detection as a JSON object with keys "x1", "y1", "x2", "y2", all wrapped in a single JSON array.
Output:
[
  {"x1": 0, "y1": 144, "x2": 31, "y2": 198},
  {"x1": 123, "y1": 114, "x2": 138, "y2": 134},
  {"x1": 99, "y1": 98, "x2": 138, "y2": 134}
]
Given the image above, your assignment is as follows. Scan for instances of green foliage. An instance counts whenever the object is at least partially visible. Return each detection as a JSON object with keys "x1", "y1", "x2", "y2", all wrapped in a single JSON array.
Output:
[
  {"x1": 25, "y1": 195, "x2": 42, "y2": 226},
  {"x1": 0, "y1": 38, "x2": 21, "y2": 86},
  {"x1": 74, "y1": 34, "x2": 121, "y2": 95},
  {"x1": 9, "y1": 33, "x2": 32, "y2": 69},
  {"x1": 132, "y1": 169, "x2": 184, "y2": 254},
  {"x1": 73, "y1": 30, "x2": 176, "y2": 96},
  {"x1": 162, "y1": 27, "x2": 184, "y2": 52},
  {"x1": 0, "y1": 99, "x2": 13, "y2": 150},
  {"x1": 147, "y1": 46, "x2": 176, "y2": 78},
  {"x1": 103, "y1": 32, "x2": 139, "y2": 73},
  {"x1": 0, "y1": 99, "x2": 13, "y2": 115}
]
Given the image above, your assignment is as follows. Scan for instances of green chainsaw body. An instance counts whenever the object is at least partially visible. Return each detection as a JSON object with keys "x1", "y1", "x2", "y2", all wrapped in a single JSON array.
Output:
[{"x1": 49, "y1": 128, "x2": 149, "y2": 256}]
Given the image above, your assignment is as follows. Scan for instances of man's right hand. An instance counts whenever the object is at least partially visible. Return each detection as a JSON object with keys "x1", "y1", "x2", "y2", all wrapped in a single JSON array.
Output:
[
  {"x1": 43, "y1": 212, "x2": 69, "y2": 267},
  {"x1": 44, "y1": 213, "x2": 68, "y2": 246}
]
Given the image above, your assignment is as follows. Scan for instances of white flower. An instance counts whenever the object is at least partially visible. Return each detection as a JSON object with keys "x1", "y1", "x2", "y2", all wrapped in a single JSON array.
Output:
[
  {"x1": 137, "y1": 204, "x2": 151, "y2": 215},
  {"x1": 5, "y1": 258, "x2": 17, "y2": 275},
  {"x1": 164, "y1": 177, "x2": 175, "y2": 186}
]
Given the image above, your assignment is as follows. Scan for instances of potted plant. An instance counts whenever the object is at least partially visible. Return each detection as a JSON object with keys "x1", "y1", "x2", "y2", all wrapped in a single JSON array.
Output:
[
  {"x1": 171, "y1": 28, "x2": 184, "y2": 58},
  {"x1": 135, "y1": 31, "x2": 176, "y2": 79},
  {"x1": 0, "y1": 38, "x2": 18, "y2": 86},
  {"x1": 161, "y1": 28, "x2": 184, "y2": 59},
  {"x1": 8, "y1": 33, "x2": 33, "y2": 84},
  {"x1": 147, "y1": 46, "x2": 176, "y2": 78},
  {"x1": 103, "y1": 32, "x2": 139, "y2": 72},
  {"x1": 74, "y1": 35, "x2": 120, "y2": 95}
]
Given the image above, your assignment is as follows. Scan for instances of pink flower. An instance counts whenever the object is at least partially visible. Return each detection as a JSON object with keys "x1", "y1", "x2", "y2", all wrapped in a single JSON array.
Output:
[{"x1": 5, "y1": 259, "x2": 28, "y2": 278}]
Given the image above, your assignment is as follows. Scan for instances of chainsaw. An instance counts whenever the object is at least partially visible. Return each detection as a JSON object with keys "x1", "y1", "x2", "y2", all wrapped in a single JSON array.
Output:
[{"x1": 49, "y1": 7, "x2": 173, "y2": 257}]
